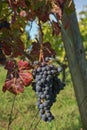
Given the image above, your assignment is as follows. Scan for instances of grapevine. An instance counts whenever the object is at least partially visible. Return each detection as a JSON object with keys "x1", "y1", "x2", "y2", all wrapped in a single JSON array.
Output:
[
  {"x1": 0, "y1": 0, "x2": 86, "y2": 129},
  {"x1": 0, "y1": 0, "x2": 73, "y2": 124}
]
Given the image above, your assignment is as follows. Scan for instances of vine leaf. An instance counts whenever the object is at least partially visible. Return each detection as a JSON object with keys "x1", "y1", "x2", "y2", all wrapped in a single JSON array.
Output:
[
  {"x1": 2, "y1": 78, "x2": 24, "y2": 95},
  {"x1": 0, "y1": 36, "x2": 25, "y2": 57},
  {"x1": 29, "y1": 42, "x2": 56, "y2": 62},
  {"x1": 0, "y1": 49, "x2": 6, "y2": 65},
  {"x1": 18, "y1": 59, "x2": 31, "y2": 70},
  {"x1": 19, "y1": 71, "x2": 33, "y2": 86},
  {"x1": 52, "y1": 21, "x2": 61, "y2": 35},
  {"x1": 2, "y1": 60, "x2": 33, "y2": 95}
]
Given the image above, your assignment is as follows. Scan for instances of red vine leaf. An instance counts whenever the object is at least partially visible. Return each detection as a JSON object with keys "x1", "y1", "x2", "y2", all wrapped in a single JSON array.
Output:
[
  {"x1": 4, "y1": 60, "x2": 15, "y2": 71},
  {"x1": 0, "y1": 49, "x2": 6, "y2": 65},
  {"x1": 29, "y1": 42, "x2": 40, "y2": 61},
  {"x1": 2, "y1": 78, "x2": 24, "y2": 95},
  {"x1": 18, "y1": 60, "x2": 31, "y2": 70},
  {"x1": 1, "y1": 42, "x2": 11, "y2": 56},
  {"x1": 35, "y1": 2, "x2": 50, "y2": 22},
  {"x1": 29, "y1": 42, "x2": 56, "y2": 62},
  {"x1": 11, "y1": 39, "x2": 24, "y2": 57},
  {"x1": 2, "y1": 60, "x2": 24, "y2": 94},
  {"x1": 43, "y1": 42, "x2": 56, "y2": 57},
  {"x1": 0, "y1": 39, "x2": 24, "y2": 57},
  {"x1": 19, "y1": 70, "x2": 33, "y2": 86},
  {"x1": 7, "y1": 0, "x2": 66, "y2": 23},
  {"x1": 2, "y1": 60, "x2": 33, "y2": 95},
  {"x1": 7, "y1": 0, "x2": 27, "y2": 9},
  {"x1": 52, "y1": 21, "x2": 61, "y2": 35},
  {"x1": 18, "y1": 60, "x2": 33, "y2": 86}
]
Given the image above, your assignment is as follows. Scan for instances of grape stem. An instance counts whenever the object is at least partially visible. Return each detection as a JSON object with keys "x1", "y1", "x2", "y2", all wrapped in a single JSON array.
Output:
[
  {"x1": 39, "y1": 47, "x2": 45, "y2": 62},
  {"x1": 28, "y1": 110, "x2": 39, "y2": 130},
  {"x1": 33, "y1": 118, "x2": 41, "y2": 130},
  {"x1": 38, "y1": 19, "x2": 45, "y2": 62},
  {"x1": 7, "y1": 95, "x2": 16, "y2": 130}
]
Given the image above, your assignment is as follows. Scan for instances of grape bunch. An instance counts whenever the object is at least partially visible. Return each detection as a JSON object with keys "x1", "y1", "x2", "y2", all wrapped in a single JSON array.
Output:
[{"x1": 32, "y1": 61, "x2": 65, "y2": 122}]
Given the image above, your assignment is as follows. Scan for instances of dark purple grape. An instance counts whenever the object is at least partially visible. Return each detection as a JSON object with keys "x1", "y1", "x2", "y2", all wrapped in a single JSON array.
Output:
[
  {"x1": 46, "y1": 112, "x2": 51, "y2": 117},
  {"x1": 57, "y1": 67, "x2": 62, "y2": 73},
  {"x1": 39, "y1": 104, "x2": 44, "y2": 109},
  {"x1": 41, "y1": 94, "x2": 45, "y2": 99},
  {"x1": 45, "y1": 87, "x2": 49, "y2": 91},
  {"x1": 41, "y1": 62, "x2": 46, "y2": 67},
  {"x1": 37, "y1": 67, "x2": 42, "y2": 73},
  {"x1": 48, "y1": 115, "x2": 54, "y2": 121},
  {"x1": 42, "y1": 114, "x2": 47, "y2": 121},
  {"x1": 39, "y1": 109, "x2": 44, "y2": 114},
  {"x1": 36, "y1": 86, "x2": 42, "y2": 92},
  {"x1": 44, "y1": 71, "x2": 47, "y2": 75},
  {"x1": 32, "y1": 60, "x2": 65, "y2": 122},
  {"x1": 43, "y1": 101, "x2": 50, "y2": 107},
  {"x1": 44, "y1": 90, "x2": 48, "y2": 95},
  {"x1": 33, "y1": 60, "x2": 39, "y2": 65},
  {"x1": 45, "y1": 57, "x2": 51, "y2": 62}
]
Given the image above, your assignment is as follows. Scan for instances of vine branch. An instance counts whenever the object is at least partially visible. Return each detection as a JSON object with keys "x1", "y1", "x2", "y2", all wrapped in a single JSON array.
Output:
[
  {"x1": 33, "y1": 118, "x2": 41, "y2": 130},
  {"x1": 7, "y1": 95, "x2": 16, "y2": 130},
  {"x1": 28, "y1": 110, "x2": 39, "y2": 130}
]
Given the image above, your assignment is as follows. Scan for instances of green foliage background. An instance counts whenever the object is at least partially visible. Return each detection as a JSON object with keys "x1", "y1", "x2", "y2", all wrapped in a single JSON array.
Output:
[{"x1": 79, "y1": 7, "x2": 87, "y2": 58}]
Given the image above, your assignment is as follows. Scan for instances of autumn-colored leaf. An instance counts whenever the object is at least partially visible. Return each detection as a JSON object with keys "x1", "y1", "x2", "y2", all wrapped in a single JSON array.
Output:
[
  {"x1": 11, "y1": 39, "x2": 24, "y2": 57},
  {"x1": 5, "y1": 60, "x2": 15, "y2": 71},
  {"x1": 18, "y1": 60, "x2": 31, "y2": 70},
  {"x1": 19, "y1": 70, "x2": 33, "y2": 86},
  {"x1": 2, "y1": 78, "x2": 24, "y2": 95},
  {"x1": 0, "y1": 49, "x2": 6, "y2": 65},
  {"x1": 1, "y1": 42, "x2": 11, "y2": 56},
  {"x1": 43, "y1": 42, "x2": 56, "y2": 57},
  {"x1": 52, "y1": 21, "x2": 61, "y2": 35},
  {"x1": 29, "y1": 42, "x2": 40, "y2": 61},
  {"x1": 29, "y1": 42, "x2": 56, "y2": 62}
]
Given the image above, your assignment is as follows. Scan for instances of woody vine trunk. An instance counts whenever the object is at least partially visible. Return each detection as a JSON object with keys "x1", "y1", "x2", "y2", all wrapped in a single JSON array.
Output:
[{"x1": 61, "y1": 3, "x2": 87, "y2": 130}]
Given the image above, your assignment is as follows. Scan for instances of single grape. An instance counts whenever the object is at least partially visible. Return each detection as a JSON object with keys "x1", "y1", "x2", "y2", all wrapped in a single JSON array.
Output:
[
  {"x1": 36, "y1": 86, "x2": 42, "y2": 92},
  {"x1": 39, "y1": 104, "x2": 44, "y2": 109},
  {"x1": 43, "y1": 101, "x2": 50, "y2": 107},
  {"x1": 41, "y1": 94, "x2": 45, "y2": 99},
  {"x1": 37, "y1": 67, "x2": 42, "y2": 73},
  {"x1": 41, "y1": 62, "x2": 46, "y2": 67},
  {"x1": 48, "y1": 115, "x2": 54, "y2": 121},
  {"x1": 45, "y1": 87, "x2": 49, "y2": 91},
  {"x1": 41, "y1": 114, "x2": 47, "y2": 121},
  {"x1": 33, "y1": 60, "x2": 39, "y2": 65},
  {"x1": 39, "y1": 109, "x2": 44, "y2": 114},
  {"x1": 46, "y1": 112, "x2": 51, "y2": 117}
]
